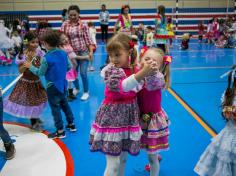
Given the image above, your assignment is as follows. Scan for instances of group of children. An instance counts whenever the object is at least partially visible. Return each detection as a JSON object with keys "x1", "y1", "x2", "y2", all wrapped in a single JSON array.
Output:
[
  {"x1": 133, "y1": 17, "x2": 174, "y2": 49},
  {"x1": 0, "y1": 7, "x2": 235, "y2": 176},
  {"x1": 1, "y1": 30, "x2": 78, "y2": 160},
  {"x1": 198, "y1": 16, "x2": 236, "y2": 48},
  {"x1": 0, "y1": 19, "x2": 30, "y2": 66}
]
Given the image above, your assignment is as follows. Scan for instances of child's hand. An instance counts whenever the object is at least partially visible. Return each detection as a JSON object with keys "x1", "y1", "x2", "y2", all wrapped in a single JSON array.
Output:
[
  {"x1": 24, "y1": 61, "x2": 31, "y2": 68},
  {"x1": 89, "y1": 52, "x2": 93, "y2": 61},
  {"x1": 142, "y1": 59, "x2": 158, "y2": 76}
]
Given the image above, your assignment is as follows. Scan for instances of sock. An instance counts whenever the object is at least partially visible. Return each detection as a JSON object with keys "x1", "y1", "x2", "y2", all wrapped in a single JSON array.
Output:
[
  {"x1": 104, "y1": 155, "x2": 120, "y2": 176},
  {"x1": 118, "y1": 152, "x2": 128, "y2": 176},
  {"x1": 148, "y1": 153, "x2": 160, "y2": 176}
]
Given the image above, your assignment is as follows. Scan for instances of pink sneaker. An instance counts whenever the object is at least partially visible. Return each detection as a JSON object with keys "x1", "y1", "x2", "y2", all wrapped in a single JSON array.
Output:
[{"x1": 145, "y1": 164, "x2": 151, "y2": 172}]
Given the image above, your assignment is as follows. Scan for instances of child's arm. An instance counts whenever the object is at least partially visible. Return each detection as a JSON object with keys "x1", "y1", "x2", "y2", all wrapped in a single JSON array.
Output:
[
  {"x1": 145, "y1": 72, "x2": 165, "y2": 91},
  {"x1": 122, "y1": 59, "x2": 158, "y2": 92},
  {"x1": 24, "y1": 57, "x2": 48, "y2": 76},
  {"x1": 69, "y1": 57, "x2": 77, "y2": 69},
  {"x1": 15, "y1": 54, "x2": 26, "y2": 65}
]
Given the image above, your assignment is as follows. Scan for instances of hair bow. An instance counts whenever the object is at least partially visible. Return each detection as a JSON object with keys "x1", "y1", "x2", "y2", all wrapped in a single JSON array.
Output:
[
  {"x1": 129, "y1": 41, "x2": 135, "y2": 49},
  {"x1": 163, "y1": 55, "x2": 172, "y2": 65},
  {"x1": 139, "y1": 46, "x2": 149, "y2": 58},
  {"x1": 23, "y1": 39, "x2": 28, "y2": 45}
]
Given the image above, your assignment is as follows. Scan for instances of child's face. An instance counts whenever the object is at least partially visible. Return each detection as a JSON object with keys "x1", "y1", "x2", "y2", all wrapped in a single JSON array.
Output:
[
  {"x1": 60, "y1": 34, "x2": 69, "y2": 45},
  {"x1": 147, "y1": 28, "x2": 152, "y2": 33},
  {"x1": 139, "y1": 23, "x2": 144, "y2": 28},
  {"x1": 28, "y1": 38, "x2": 39, "y2": 50},
  {"x1": 141, "y1": 50, "x2": 163, "y2": 70},
  {"x1": 219, "y1": 35, "x2": 225, "y2": 40},
  {"x1": 109, "y1": 49, "x2": 129, "y2": 68},
  {"x1": 123, "y1": 7, "x2": 129, "y2": 15}
]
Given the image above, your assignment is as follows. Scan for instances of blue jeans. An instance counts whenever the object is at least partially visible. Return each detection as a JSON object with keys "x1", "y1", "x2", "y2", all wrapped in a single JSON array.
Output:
[
  {"x1": 47, "y1": 86, "x2": 74, "y2": 131},
  {"x1": 73, "y1": 51, "x2": 89, "y2": 93},
  {"x1": 0, "y1": 94, "x2": 12, "y2": 144}
]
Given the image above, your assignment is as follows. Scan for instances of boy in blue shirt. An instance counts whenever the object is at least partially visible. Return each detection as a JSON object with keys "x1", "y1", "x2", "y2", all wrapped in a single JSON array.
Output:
[{"x1": 24, "y1": 30, "x2": 76, "y2": 139}]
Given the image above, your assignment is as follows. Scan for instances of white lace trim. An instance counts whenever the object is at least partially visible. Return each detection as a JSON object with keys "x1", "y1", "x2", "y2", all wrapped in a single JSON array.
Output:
[{"x1": 90, "y1": 128, "x2": 143, "y2": 142}]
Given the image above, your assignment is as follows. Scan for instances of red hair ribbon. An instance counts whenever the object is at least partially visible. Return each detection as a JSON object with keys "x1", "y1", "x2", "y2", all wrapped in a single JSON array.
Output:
[
  {"x1": 129, "y1": 41, "x2": 135, "y2": 49},
  {"x1": 140, "y1": 46, "x2": 149, "y2": 58},
  {"x1": 163, "y1": 55, "x2": 172, "y2": 65}
]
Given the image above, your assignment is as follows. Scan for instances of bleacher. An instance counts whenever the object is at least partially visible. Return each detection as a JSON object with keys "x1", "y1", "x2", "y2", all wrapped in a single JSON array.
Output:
[{"x1": 0, "y1": 8, "x2": 234, "y2": 37}]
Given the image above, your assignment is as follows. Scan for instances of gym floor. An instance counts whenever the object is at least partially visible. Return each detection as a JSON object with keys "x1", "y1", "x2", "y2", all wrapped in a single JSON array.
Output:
[{"x1": 0, "y1": 39, "x2": 234, "y2": 176}]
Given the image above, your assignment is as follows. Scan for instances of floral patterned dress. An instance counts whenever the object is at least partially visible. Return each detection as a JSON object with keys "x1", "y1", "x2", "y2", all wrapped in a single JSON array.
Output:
[
  {"x1": 4, "y1": 48, "x2": 47, "y2": 118},
  {"x1": 138, "y1": 72, "x2": 169, "y2": 153},
  {"x1": 89, "y1": 64, "x2": 142, "y2": 156}
]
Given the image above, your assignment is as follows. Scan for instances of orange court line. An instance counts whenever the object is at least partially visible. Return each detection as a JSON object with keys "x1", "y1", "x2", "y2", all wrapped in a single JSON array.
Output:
[{"x1": 168, "y1": 88, "x2": 217, "y2": 137}]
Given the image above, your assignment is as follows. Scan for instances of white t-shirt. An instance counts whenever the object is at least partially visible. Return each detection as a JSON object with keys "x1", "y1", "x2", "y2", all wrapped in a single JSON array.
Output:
[
  {"x1": 12, "y1": 35, "x2": 22, "y2": 47},
  {"x1": 146, "y1": 32, "x2": 154, "y2": 47},
  {"x1": 89, "y1": 27, "x2": 97, "y2": 45}
]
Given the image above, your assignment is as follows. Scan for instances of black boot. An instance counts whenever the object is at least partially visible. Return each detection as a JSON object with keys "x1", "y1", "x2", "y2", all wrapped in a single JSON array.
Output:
[
  {"x1": 67, "y1": 89, "x2": 76, "y2": 101},
  {"x1": 4, "y1": 143, "x2": 15, "y2": 160},
  {"x1": 30, "y1": 118, "x2": 37, "y2": 126},
  {"x1": 30, "y1": 118, "x2": 44, "y2": 132}
]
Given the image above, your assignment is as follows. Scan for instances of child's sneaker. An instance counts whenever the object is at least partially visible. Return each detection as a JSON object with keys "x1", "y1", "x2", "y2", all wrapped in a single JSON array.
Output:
[
  {"x1": 89, "y1": 66, "x2": 95, "y2": 71},
  {"x1": 48, "y1": 130, "x2": 66, "y2": 139},
  {"x1": 81, "y1": 92, "x2": 89, "y2": 101},
  {"x1": 144, "y1": 154, "x2": 162, "y2": 172},
  {"x1": 145, "y1": 164, "x2": 151, "y2": 172},
  {"x1": 31, "y1": 118, "x2": 44, "y2": 132},
  {"x1": 66, "y1": 123, "x2": 77, "y2": 132},
  {"x1": 31, "y1": 123, "x2": 44, "y2": 132},
  {"x1": 68, "y1": 89, "x2": 77, "y2": 101},
  {"x1": 73, "y1": 89, "x2": 80, "y2": 96},
  {"x1": 4, "y1": 143, "x2": 16, "y2": 160}
]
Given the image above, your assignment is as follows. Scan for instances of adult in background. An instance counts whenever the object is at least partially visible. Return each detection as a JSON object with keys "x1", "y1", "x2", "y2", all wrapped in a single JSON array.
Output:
[
  {"x1": 114, "y1": 4, "x2": 133, "y2": 36},
  {"x1": 99, "y1": 4, "x2": 109, "y2": 43},
  {"x1": 61, "y1": 5, "x2": 94, "y2": 101}
]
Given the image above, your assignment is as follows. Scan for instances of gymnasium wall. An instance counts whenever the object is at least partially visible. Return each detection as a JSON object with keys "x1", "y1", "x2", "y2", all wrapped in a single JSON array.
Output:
[
  {"x1": 0, "y1": 0, "x2": 235, "y2": 36},
  {"x1": 0, "y1": 0, "x2": 234, "y2": 11}
]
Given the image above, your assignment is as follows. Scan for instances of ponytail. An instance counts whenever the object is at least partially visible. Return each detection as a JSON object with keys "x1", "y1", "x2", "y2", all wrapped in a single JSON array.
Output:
[
  {"x1": 130, "y1": 47, "x2": 137, "y2": 73},
  {"x1": 162, "y1": 64, "x2": 170, "y2": 88}
]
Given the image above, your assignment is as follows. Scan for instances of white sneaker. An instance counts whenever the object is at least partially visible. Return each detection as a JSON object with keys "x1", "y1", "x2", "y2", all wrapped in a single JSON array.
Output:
[
  {"x1": 73, "y1": 89, "x2": 80, "y2": 96},
  {"x1": 81, "y1": 92, "x2": 89, "y2": 101},
  {"x1": 89, "y1": 66, "x2": 95, "y2": 71}
]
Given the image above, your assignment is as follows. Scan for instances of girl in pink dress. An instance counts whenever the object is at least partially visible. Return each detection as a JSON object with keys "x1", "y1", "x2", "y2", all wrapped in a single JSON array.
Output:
[
  {"x1": 138, "y1": 47, "x2": 171, "y2": 176},
  {"x1": 198, "y1": 20, "x2": 205, "y2": 43},
  {"x1": 212, "y1": 17, "x2": 219, "y2": 41},
  {"x1": 59, "y1": 33, "x2": 88, "y2": 101},
  {"x1": 206, "y1": 19, "x2": 214, "y2": 44},
  {"x1": 89, "y1": 33, "x2": 158, "y2": 176}
]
